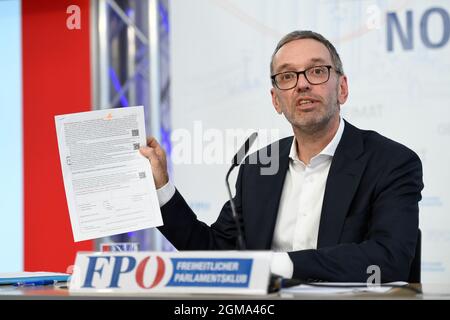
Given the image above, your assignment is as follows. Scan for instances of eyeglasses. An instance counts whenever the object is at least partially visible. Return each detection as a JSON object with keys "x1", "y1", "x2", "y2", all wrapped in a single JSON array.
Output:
[{"x1": 271, "y1": 65, "x2": 335, "y2": 90}]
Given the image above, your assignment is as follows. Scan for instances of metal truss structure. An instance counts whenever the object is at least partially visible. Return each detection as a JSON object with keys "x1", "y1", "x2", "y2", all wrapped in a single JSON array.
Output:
[{"x1": 90, "y1": 0, "x2": 173, "y2": 251}]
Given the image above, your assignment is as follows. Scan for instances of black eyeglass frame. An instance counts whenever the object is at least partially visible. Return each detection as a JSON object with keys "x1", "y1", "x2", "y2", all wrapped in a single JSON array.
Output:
[{"x1": 271, "y1": 65, "x2": 338, "y2": 90}]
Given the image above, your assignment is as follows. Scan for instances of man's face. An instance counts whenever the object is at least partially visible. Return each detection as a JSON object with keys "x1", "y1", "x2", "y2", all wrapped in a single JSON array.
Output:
[{"x1": 270, "y1": 38, "x2": 348, "y2": 134}]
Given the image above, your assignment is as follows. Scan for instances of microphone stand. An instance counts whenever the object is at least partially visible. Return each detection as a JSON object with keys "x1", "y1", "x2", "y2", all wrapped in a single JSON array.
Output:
[
  {"x1": 225, "y1": 165, "x2": 246, "y2": 250},
  {"x1": 225, "y1": 132, "x2": 258, "y2": 251}
]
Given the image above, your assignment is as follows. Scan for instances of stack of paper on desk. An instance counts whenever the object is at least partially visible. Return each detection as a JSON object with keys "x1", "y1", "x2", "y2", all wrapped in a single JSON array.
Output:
[
  {"x1": 0, "y1": 272, "x2": 70, "y2": 285},
  {"x1": 280, "y1": 282, "x2": 408, "y2": 295}
]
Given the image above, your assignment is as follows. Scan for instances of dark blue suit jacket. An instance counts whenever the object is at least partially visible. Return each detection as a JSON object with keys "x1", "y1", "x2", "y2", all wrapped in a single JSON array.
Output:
[{"x1": 159, "y1": 121, "x2": 424, "y2": 282}]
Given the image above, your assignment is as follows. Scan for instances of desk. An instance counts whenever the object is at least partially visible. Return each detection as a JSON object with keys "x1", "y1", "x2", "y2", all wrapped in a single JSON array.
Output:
[{"x1": 0, "y1": 283, "x2": 449, "y2": 300}]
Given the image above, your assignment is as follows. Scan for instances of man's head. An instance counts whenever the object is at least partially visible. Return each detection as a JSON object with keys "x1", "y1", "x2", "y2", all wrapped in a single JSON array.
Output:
[
  {"x1": 270, "y1": 31, "x2": 345, "y2": 76},
  {"x1": 270, "y1": 30, "x2": 348, "y2": 135}
]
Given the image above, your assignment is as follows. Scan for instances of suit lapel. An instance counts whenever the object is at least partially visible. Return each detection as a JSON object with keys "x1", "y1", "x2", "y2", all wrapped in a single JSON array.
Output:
[
  {"x1": 253, "y1": 137, "x2": 292, "y2": 249},
  {"x1": 317, "y1": 121, "x2": 367, "y2": 248}
]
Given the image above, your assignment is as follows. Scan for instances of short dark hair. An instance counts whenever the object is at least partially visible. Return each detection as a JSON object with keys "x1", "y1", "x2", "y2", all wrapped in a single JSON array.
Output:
[{"x1": 270, "y1": 30, "x2": 344, "y2": 76}]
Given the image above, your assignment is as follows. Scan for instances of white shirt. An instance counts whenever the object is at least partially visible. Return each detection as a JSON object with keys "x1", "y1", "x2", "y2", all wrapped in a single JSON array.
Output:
[
  {"x1": 156, "y1": 118, "x2": 345, "y2": 279},
  {"x1": 272, "y1": 119, "x2": 345, "y2": 253}
]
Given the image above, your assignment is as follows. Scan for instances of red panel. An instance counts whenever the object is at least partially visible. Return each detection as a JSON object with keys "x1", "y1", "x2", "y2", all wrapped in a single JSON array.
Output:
[{"x1": 23, "y1": 0, "x2": 93, "y2": 272}]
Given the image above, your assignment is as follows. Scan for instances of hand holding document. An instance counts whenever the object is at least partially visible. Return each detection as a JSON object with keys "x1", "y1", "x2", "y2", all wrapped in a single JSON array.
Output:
[{"x1": 55, "y1": 106, "x2": 163, "y2": 241}]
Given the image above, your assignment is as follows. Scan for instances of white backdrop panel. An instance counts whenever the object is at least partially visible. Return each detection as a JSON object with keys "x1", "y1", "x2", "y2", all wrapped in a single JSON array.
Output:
[{"x1": 170, "y1": 0, "x2": 450, "y2": 283}]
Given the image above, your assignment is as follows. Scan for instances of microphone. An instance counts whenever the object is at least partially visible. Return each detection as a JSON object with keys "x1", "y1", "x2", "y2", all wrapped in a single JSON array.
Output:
[{"x1": 225, "y1": 132, "x2": 258, "y2": 250}]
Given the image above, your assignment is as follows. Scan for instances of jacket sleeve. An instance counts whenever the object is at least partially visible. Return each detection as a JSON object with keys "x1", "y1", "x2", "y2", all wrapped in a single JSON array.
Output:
[{"x1": 157, "y1": 165, "x2": 245, "y2": 250}]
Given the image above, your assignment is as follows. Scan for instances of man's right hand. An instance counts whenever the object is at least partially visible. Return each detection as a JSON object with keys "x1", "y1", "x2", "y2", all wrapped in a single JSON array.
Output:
[{"x1": 139, "y1": 137, "x2": 169, "y2": 189}]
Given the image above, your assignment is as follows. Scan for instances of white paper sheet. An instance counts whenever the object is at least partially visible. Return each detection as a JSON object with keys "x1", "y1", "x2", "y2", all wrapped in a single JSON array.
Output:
[
  {"x1": 55, "y1": 106, "x2": 163, "y2": 241},
  {"x1": 280, "y1": 282, "x2": 408, "y2": 295}
]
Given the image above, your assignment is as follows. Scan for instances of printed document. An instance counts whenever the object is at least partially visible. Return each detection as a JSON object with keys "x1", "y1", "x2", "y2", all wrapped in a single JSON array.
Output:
[{"x1": 55, "y1": 106, "x2": 163, "y2": 241}]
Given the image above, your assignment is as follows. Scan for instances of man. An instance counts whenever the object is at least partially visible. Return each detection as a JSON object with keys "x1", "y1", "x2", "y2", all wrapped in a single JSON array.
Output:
[{"x1": 140, "y1": 30, "x2": 424, "y2": 282}]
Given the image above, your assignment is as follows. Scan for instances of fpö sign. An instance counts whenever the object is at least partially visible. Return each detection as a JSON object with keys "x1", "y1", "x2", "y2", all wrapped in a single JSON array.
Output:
[{"x1": 69, "y1": 251, "x2": 272, "y2": 295}]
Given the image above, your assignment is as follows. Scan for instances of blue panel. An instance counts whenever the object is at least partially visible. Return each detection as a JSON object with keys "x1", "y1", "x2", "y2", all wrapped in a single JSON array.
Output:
[{"x1": 0, "y1": 0, "x2": 22, "y2": 272}]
